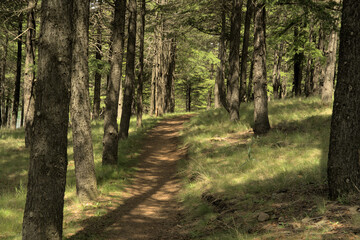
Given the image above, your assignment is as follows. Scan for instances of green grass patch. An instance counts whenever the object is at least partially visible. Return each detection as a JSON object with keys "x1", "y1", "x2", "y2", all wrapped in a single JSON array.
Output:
[{"x1": 179, "y1": 97, "x2": 333, "y2": 239}]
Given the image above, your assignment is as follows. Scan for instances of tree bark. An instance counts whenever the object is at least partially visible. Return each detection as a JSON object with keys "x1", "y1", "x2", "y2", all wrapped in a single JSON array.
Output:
[
  {"x1": 240, "y1": 0, "x2": 253, "y2": 102},
  {"x1": 321, "y1": 29, "x2": 338, "y2": 104},
  {"x1": 102, "y1": 0, "x2": 126, "y2": 165},
  {"x1": 293, "y1": 27, "x2": 304, "y2": 97},
  {"x1": 22, "y1": 0, "x2": 72, "y2": 238},
  {"x1": 165, "y1": 39, "x2": 176, "y2": 113},
  {"x1": 328, "y1": 0, "x2": 360, "y2": 200},
  {"x1": 272, "y1": 43, "x2": 283, "y2": 100},
  {"x1": 186, "y1": 83, "x2": 191, "y2": 112},
  {"x1": 136, "y1": 0, "x2": 145, "y2": 128},
  {"x1": 0, "y1": 32, "x2": 8, "y2": 128},
  {"x1": 227, "y1": 0, "x2": 242, "y2": 121},
  {"x1": 70, "y1": 0, "x2": 98, "y2": 203},
  {"x1": 11, "y1": 14, "x2": 23, "y2": 129},
  {"x1": 24, "y1": 0, "x2": 37, "y2": 147},
  {"x1": 253, "y1": 1, "x2": 270, "y2": 134},
  {"x1": 93, "y1": 3, "x2": 102, "y2": 120},
  {"x1": 119, "y1": 0, "x2": 137, "y2": 139},
  {"x1": 312, "y1": 26, "x2": 325, "y2": 96}
]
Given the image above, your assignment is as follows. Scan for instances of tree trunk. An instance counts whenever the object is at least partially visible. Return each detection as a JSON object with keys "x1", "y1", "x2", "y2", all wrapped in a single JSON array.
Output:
[
  {"x1": 119, "y1": 0, "x2": 137, "y2": 139},
  {"x1": 70, "y1": 0, "x2": 98, "y2": 203},
  {"x1": 304, "y1": 25, "x2": 313, "y2": 97},
  {"x1": 253, "y1": 1, "x2": 270, "y2": 134},
  {"x1": 321, "y1": 29, "x2": 338, "y2": 104},
  {"x1": 22, "y1": 0, "x2": 72, "y2": 238},
  {"x1": 136, "y1": 0, "x2": 145, "y2": 128},
  {"x1": 93, "y1": 8, "x2": 102, "y2": 120},
  {"x1": 293, "y1": 27, "x2": 304, "y2": 97},
  {"x1": 215, "y1": 0, "x2": 228, "y2": 110},
  {"x1": 240, "y1": 0, "x2": 253, "y2": 102},
  {"x1": 165, "y1": 39, "x2": 176, "y2": 113},
  {"x1": 150, "y1": 53, "x2": 157, "y2": 115},
  {"x1": 272, "y1": 43, "x2": 283, "y2": 100},
  {"x1": 0, "y1": 32, "x2": 8, "y2": 128},
  {"x1": 102, "y1": 0, "x2": 126, "y2": 165},
  {"x1": 186, "y1": 83, "x2": 191, "y2": 112},
  {"x1": 24, "y1": 0, "x2": 37, "y2": 147},
  {"x1": 247, "y1": 54, "x2": 254, "y2": 101},
  {"x1": 11, "y1": 14, "x2": 23, "y2": 129},
  {"x1": 312, "y1": 26, "x2": 325, "y2": 96},
  {"x1": 207, "y1": 88, "x2": 212, "y2": 110},
  {"x1": 328, "y1": 0, "x2": 360, "y2": 200},
  {"x1": 227, "y1": 0, "x2": 242, "y2": 121}
]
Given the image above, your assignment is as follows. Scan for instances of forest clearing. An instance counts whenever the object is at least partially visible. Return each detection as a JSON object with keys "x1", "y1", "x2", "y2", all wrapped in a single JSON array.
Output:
[{"x1": 1, "y1": 0, "x2": 360, "y2": 239}]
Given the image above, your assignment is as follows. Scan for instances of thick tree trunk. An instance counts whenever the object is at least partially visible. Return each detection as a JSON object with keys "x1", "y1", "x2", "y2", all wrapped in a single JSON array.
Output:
[
  {"x1": 22, "y1": 0, "x2": 72, "y2": 239},
  {"x1": 11, "y1": 15, "x2": 23, "y2": 129},
  {"x1": 321, "y1": 29, "x2": 338, "y2": 104},
  {"x1": 70, "y1": 0, "x2": 98, "y2": 203},
  {"x1": 227, "y1": 0, "x2": 242, "y2": 121},
  {"x1": 328, "y1": 0, "x2": 360, "y2": 200},
  {"x1": 0, "y1": 33, "x2": 8, "y2": 128},
  {"x1": 119, "y1": 0, "x2": 137, "y2": 139},
  {"x1": 102, "y1": 0, "x2": 126, "y2": 165},
  {"x1": 253, "y1": 1, "x2": 270, "y2": 134},
  {"x1": 136, "y1": 0, "x2": 145, "y2": 128},
  {"x1": 93, "y1": 15, "x2": 102, "y2": 120},
  {"x1": 293, "y1": 27, "x2": 304, "y2": 97},
  {"x1": 24, "y1": 0, "x2": 36, "y2": 147},
  {"x1": 240, "y1": 0, "x2": 253, "y2": 102}
]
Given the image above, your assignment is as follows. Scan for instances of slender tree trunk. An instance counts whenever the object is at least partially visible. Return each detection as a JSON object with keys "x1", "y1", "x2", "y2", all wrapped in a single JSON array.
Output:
[
  {"x1": 328, "y1": 0, "x2": 360, "y2": 200},
  {"x1": 321, "y1": 29, "x2": 338, "y2": 104},
  {"x1": 165, "y1": 39, "x2": 176, "y2": 113},
  {"x1": 272, "y1": 43, "x2": 283, "y2": 99},
  {"x1": 312, "y1": 26, "x2": 325, "y2": 95},
  {"x1": 227, "y1": 0, "x2": 242, "y2": 121},
  {"x1": 11, "y1": 15, "x2": 23, "y2": 129},
  {"x1": 22, "y1": 0, "x2": 72, "y2": 238},
  {"x1": 93, "y1": 11, "x2": 102, "y2": 120},
  {"x1": 207, "y1": 88, "x2": 212, "y2": 110},
  {"x1": 70, "y1": 0, "x2": 98, "y2": 203},
  {"x1": 247, "y1": 54, "x2": 254, "y2": 101},
  {"x1": 21, "y1": 99, "x2": 24, "y2": 127},
  {"x1": 186, "y1": 83, "x2": 191, "y2": 112},
  {"x1": 102, "y1": 0, "x2": 126, "y2": 165},
  {"x1": 305, "y1": 25, "x2": 313, "y2": 97},
  {"x1": 119, "y1": 0, "x2": 137, "y2": 139},
  {"x1": 280, "y1": 62, "x2": 289, "y2": 98},
  {"x1": 150, "y1": 52, "x2": 157, "y2": 115},
  {"x1": 24, "y1": 0, "x2": 37, "y2": 147},
  {"x1": 216, "y1": 0, "x2": 228, "y2": 110},
  {"x1": 253, "y1": 1, "x2": 270, "y2": 134},
  {"x1": 0, "y1": 33, "x2": 9, "y2": 128},
  {"x1": 136, "y1": 0, "x2": 145, "y2": 128},
  {"x1": 240, "y1": 0, "x2": 253, "y2": 102}
]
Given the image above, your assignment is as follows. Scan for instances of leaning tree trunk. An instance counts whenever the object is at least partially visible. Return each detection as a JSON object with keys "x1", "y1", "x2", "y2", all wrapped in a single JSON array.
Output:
[
  {"x1": 119, "y1": 0, "x2": 137, "y2": 139},
  {"x1": 240, "y1": 0, "x2": 253, "y2": 102},
  {"x1": 22, "y1": 0, "x2": 72, "y2": 239},
  {"x1": 227, "y1": 0, "x2": 242, "y2": 121},
  {"x1": 321, "y1": 28, "x2": 338, "y2": 104},
  {"x1": 136, "y1": 0, "x2": 145, "y2": 128},
  {"x1": 24, "y1": 0, "x2": 36, "y2": 147},
  {"x1": 327, "y1": 0, "x2": 360, "y2": 200},
  {"x1": 102, "y1": 0, "x2": 126, "y2": 165},
  {"x1": 11, "y1": 14, "x2": 23, "y2": 129},
  {"x1": 253, "y1": 1, "x2": 270, "y2": 134},
  {"x1": 70, "y1": 0, "x2": 98, "y2": 203}
]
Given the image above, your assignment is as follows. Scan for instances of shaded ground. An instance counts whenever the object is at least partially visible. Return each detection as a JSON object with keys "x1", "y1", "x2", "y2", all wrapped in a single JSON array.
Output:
[{"x1": 68, "y1": 115, "x2": 192, "y2": 240}]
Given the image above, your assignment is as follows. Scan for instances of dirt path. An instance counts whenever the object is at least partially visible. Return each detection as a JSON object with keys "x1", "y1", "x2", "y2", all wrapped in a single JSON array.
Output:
[{"x1": 69, "y1": 115, "x2": 192, "y2": 240}]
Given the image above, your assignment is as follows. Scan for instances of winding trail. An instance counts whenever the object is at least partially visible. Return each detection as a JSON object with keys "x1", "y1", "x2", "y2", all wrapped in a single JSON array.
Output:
[{"x1": 70, "y1": 115, "x2": 192, "y2": 240}]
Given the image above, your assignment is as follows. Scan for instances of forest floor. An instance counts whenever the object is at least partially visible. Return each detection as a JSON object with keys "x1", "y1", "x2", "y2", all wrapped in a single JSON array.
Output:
[{"x1": 66, "y1": 115, "x2": 192, "y2": 240}]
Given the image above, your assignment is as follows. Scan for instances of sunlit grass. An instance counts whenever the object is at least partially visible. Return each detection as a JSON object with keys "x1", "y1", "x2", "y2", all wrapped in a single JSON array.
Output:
[
  {"x1": 179, "y1": 97, "x2": 333, "y2": 239},
  {"x1": 0, "y1": 114, "x2": 164, "y2": 239}
]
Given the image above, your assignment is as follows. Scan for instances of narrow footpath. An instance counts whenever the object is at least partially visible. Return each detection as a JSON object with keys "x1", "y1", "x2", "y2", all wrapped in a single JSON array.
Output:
[{"x1": 69, "y1": 115, "x2": 192, "y2": 240}]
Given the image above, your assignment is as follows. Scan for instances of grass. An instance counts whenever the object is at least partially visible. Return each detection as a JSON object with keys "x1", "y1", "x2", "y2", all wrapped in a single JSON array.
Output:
[
  {"x1": 0, "y1": 114, "x2": 165, "y2": 239},
  {"x1": 178, "y1": 97, "x2": 360, "y2": 239}
]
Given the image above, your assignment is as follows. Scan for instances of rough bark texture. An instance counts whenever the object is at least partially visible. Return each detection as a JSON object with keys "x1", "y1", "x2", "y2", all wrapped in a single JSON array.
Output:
[
  {"x1": 0, "y1": 33, "x2": 8, "y2": 127},
  {"x1": 328, "y1": 0, "x2": 360, "y2": 200},
  {"x1": 293, "y1": 27, "x2": 304, "y2": 97},
  {"x1": 227, "y1": 0, "x2": 242, "y2": 121},
  {"x1": 240, "y1": 0, "x2": 253, "y2": 102},
  {"x1": 136, "y1": 0, "x2": 145, "y2": 128},
  {"x1": 102, "y1": 0, "x2": 126, "y2": 165},
  {"x1": 253, "y1": 1, "x2": 270, "y2": 134},
  {"x1": 24, "y1": 0, "x2": 37, "y2": 147},
  {"x1": 11, "y1": 15, "x2": 23, "y2": 129},
  {"x1": 22, "y1": 0, "x2": 72, "y2": 239},
  {"x1": 93, "y1": 11, "x2": 102, "y2": 120},
  {"x1": 321, "y1": 29, "x2": 338, "y2": 104},
  {"x1": 119, "y1": 0, "x2": 137, "y2": 139},
  {"x1": 70, "y1": 0, "x2": 98, "y2": 203}
]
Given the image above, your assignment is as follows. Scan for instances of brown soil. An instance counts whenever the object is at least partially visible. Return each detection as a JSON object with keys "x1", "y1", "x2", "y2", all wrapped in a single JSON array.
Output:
[{"x1": 68, "y1": 115, "x2": 192, "y2": 240}]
